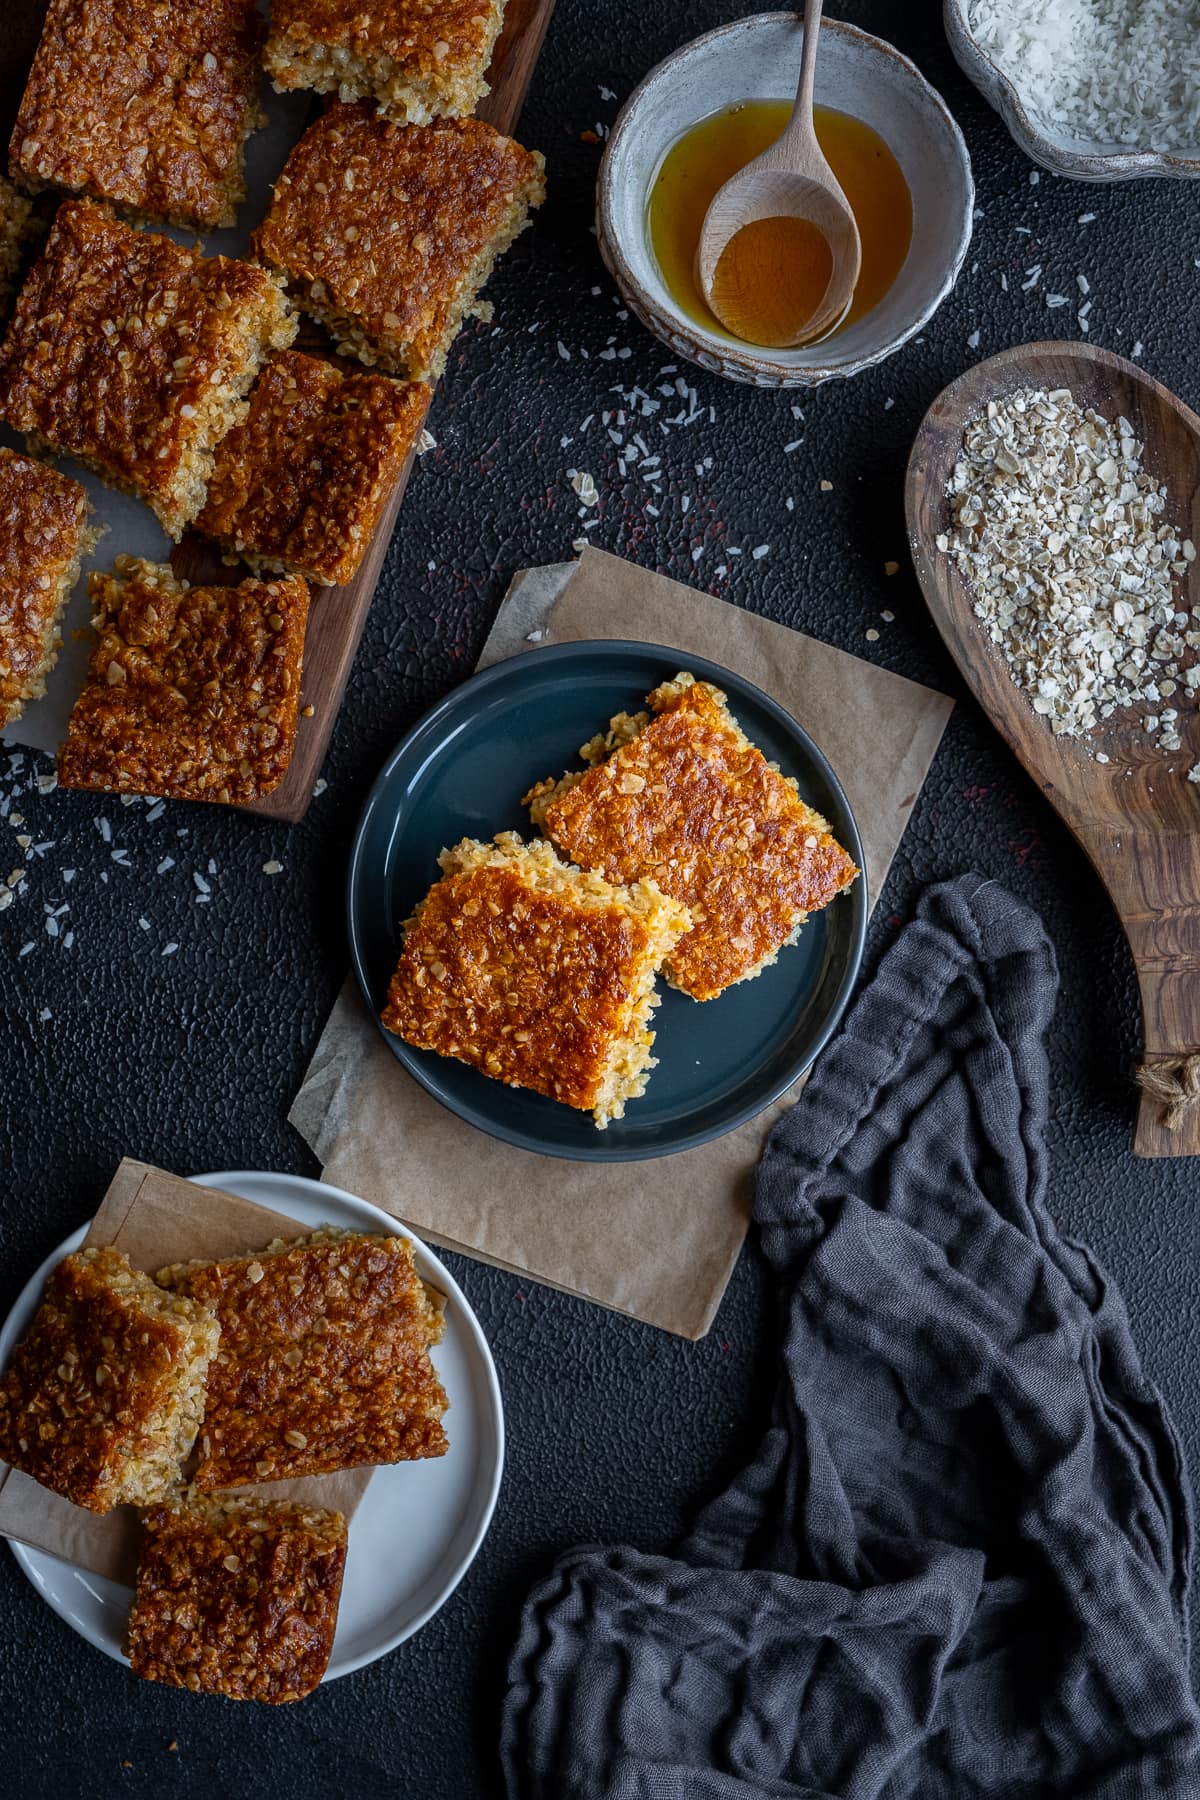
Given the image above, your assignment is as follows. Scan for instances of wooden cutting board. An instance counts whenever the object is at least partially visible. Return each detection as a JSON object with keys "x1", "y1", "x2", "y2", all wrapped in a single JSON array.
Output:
[
  {"x1": 907, "y1": 341, "x2": 1200, "y2": 1158},
  {"x1": 1, "y1": 0, "x2": 558, "y2": 823}
]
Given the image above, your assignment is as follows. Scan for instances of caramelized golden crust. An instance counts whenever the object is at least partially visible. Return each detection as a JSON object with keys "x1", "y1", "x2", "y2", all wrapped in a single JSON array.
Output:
[
  {"x1": 381, "y1": 833, "x2": 691, "y2": 1124},
  {"x1": 128, "y1": 1497, "x2": 347, "y2": 1703},
  {"x1": 529, "y1": 677, "x2": 860, "y2": 1002},
  {"x1": 0, "y1": 448, "x2": 97, "y2": 728},
  {"x1": 0, "y1": 201, "x2": 296, "y2": 537},
  {"x1": 196, "y1": 350, "x2": 430, "y2": 586},
  {"x1": 57, "y1": 556, "x2": 309, "y2": 805},
  {"x1": 156, "y1": 1229, "x2": 448, "y2": 1488},
  {"x1": 265, "y1": 0, "x2": 503, "y2": 125},
  {"x1": 0, "y1": 1247, "x2": 219, "y2": 1513},
  {"x1": 10, "y1": 0, "x2": 264, "y2": 230},
  {"x1": 0, "y1": 175, "x2": 36, "y2": 319},
  {"x1": 255, "y1": 103, "x2": 545, "y2": 379}
]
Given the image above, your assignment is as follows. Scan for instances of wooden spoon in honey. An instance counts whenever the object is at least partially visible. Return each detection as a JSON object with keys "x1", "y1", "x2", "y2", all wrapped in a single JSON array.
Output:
[
  {"x1": 907, "y1": 341, "x2": 1200, "y2": 1157},
  {"x1": 694, "y1": 0, "x2": 862, "y2": 349}
]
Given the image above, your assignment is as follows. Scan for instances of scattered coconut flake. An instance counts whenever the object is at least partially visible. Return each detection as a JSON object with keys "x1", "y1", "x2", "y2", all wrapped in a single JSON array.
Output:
[{"x1": 568, "y1": 469, "x2": 599, "y2": 508}]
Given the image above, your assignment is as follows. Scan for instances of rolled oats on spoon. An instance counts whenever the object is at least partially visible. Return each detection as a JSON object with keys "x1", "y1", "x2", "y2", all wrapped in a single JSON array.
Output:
[{"x1": 938, "y1": 387, "x2": 1198, "y2": 761}]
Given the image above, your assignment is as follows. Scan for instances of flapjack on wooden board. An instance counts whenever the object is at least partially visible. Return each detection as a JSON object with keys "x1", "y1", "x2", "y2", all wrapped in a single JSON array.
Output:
[{"x1": 0, "y1": 0, "x2": 558, "y2": 820}]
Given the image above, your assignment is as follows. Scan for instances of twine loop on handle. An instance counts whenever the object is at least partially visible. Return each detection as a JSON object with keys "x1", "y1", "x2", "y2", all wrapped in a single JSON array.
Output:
[{"x1": 1135, "y1": 1054, "x2": 1200, "y2": 1131}]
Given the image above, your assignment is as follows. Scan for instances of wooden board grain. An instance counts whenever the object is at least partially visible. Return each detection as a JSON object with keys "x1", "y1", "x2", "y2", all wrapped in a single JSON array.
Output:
[
  {"x1": 906, "y1": 341, "x2": 1200, "y2": 1158},
  {"x1": 1, "y1": 0, "x2": 557, "y2": 823}
]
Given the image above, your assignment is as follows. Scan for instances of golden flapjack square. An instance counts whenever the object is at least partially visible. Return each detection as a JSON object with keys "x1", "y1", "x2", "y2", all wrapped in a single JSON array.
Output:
[
  {"x1": 10, "y1": 0, "x2": 265, "y2": 229},
  {"x1": 0, "y1": 447, "x2": 99, "y2": 728},
  {"x1": 156, "y1": 1229, "x2": 448, "y2": 1488},
  {"x1": 265, "y1": 0, "x2": 505, "y2": 125},
  {"x1": 0, "y1": 201, "x2": 295, "y2": 537},
  {"x1": 526, "y1": 675, "x2": 860, "y2": 1001},
  {"x1": 195, "y1": 349, "x2": 429, "y2": 586},
  {"x1": 0, "y1": 1247, "x2": 219, "y2": 1513},
  {"x1": 381, "y1": 832, "x2": 691, "y2": 1127},
  {"x1": 57, "y1": 556, "x2": 309, "y2": 805},
  {"x1": 128, "y1": 1496, "x2": 347, "y2": 1702},
  {"x1": 255, "y1": 103, "x2": 545, "y2": 380}
]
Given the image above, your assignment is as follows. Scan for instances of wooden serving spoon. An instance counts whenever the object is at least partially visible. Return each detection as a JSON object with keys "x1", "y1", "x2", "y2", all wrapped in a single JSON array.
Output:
[
  {"x1": 907, "y1": 341, "x2": 1200, "y2": 1157},
  {"x1": 694, "y1": 0, "x2": 862, "y2": 348}
]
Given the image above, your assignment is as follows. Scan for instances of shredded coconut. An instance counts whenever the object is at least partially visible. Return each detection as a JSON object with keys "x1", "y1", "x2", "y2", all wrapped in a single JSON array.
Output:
[
  {"x1": 967, "y1": 0, "x2": 1200, "y2": 153},
  {"x1": 939, "y1": 387, "x2": 1197, "y2": 758}
]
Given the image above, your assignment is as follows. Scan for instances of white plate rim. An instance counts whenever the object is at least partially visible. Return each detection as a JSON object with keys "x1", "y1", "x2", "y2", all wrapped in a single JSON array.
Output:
[{"x1": 3, "y1": 1168, "x2": 505, "y2": 1683}]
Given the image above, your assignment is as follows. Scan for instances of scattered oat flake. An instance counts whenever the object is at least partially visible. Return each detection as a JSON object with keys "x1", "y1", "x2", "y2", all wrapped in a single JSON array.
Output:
[
  {"x1": 819, "y1": 479, "x2": 833, "y2": 492},
  {"x1": 263, "y1": 860, "x2": 283, "y2": 876},
  {"x1": 865, "y1": 628, "x2": 880, "y2": 642}
]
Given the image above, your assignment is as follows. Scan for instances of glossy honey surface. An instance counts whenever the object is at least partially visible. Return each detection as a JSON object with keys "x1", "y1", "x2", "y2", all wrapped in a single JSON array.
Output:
[{"x1": 647, "y1": 100, "x2": 913, "y2": 346}]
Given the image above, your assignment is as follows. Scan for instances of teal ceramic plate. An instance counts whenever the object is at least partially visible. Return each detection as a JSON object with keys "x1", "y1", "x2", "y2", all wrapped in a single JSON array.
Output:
[{"x1": 346, "y1": 641, "x2": 867, "y2": 1162}]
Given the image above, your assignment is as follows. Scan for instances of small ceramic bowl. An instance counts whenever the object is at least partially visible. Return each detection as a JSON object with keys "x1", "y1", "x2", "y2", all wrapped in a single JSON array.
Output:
[
  {"x1": 596, "y1": 13, "x2": 974, "y2": 388},
  {"x1": 944, "y1": 0, "x2": 1200, "y2": 182}
]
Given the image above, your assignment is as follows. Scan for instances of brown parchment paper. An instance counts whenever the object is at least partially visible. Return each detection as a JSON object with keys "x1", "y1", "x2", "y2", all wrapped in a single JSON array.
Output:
[
  {"x1": 290, "y1": 548, "x2": 954, "y2": 1340},
  {"x1": 0, "y1": 1160, "x2": 374, "y2": 1585}
]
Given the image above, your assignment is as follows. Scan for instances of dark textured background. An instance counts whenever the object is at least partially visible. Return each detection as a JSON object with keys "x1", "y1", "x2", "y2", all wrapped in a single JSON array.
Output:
[{"x1": 3, "y1": 1, "x2": 1200, "y2": 1793}]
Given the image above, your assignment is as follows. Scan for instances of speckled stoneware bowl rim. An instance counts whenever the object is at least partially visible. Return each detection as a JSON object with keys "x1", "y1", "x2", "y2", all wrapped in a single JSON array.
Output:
[
  {"x1": 944, "y1": 0, "x2": 1200, "y2": 181},
  {"x1": 346, "y1": 640, "x2": 868, "y2": 1163},
  {"x1": 596, "y1": 12, "x2": 974, "y2": 388}
]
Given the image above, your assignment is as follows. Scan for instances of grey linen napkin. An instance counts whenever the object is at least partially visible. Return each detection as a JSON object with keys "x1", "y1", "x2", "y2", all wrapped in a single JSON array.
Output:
[{"x1": 501, "y1": 876, "x2": 1200, "y2": 1798}]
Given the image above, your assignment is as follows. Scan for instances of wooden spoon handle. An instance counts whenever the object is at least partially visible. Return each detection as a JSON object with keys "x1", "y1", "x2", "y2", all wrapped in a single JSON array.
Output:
[{"x1": 778, "y1": 0, "x2": 824, "y2": 151}]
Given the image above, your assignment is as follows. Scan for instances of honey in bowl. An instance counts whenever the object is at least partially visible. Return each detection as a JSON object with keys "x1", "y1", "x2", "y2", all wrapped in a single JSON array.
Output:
[{"x1": 648, "y1": 100, "x2": 913, "y2": 348}]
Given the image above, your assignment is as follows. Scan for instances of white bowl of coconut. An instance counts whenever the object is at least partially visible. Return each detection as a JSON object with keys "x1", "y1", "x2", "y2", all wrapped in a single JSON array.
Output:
[{"x1": 945, "y1": 0, "x2": 1200, "y2": 180}]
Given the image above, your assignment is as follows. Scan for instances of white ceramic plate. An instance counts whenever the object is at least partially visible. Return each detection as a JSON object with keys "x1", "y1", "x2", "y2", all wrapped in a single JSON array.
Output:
[{"x1": 3, "y1": 1170, "x2": 504, "y2": 1681}]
